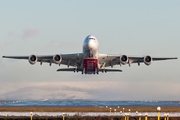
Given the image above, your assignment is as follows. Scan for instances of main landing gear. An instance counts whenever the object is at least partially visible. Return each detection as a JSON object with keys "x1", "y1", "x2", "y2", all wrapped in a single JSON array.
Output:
[
  {"x1": 74, "y1": 69, "x2": 78, "y2": 73},
  {"x1": 101, "y1": 69, "x2": 107, "y2": 73},
  {"x1": 82, "y1": 68, "x2": 85, "y2": 74},
  {"x1": 93, "y1": 69, "x2": 99, "y2": 74}
]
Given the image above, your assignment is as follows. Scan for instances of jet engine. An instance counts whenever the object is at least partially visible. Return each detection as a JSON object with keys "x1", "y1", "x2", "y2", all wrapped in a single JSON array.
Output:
[
  {"x1": 29, "y1": 54, "x2": 37, "y2": 65},
  {"x1": 120, "y1": 55, "x2": 128, "y2": 65},
  {"x1": 53, "y1": 54, "x2": 62, "y2": 64},
  {"x1": 144, "y1": 55, "x2": 152, "y2": 65}
]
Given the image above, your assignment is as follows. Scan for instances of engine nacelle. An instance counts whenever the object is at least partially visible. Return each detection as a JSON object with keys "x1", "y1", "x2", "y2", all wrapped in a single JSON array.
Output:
[
  {"x1": 53, "y1": 54, "x2": 62, "y2": 64},
  {"x1": 29, "y1": 54, "x2": 37, "y2": 65},
  {"x1": 144, "y1": 55, "x2": 152, "y2": 66},
  {"x1": 120, "y1": 55, "x2": 128, "y2": 65}
]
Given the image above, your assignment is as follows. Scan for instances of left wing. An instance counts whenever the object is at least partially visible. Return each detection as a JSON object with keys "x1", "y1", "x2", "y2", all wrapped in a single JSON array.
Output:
[
  {"x1": 2, "y1": 53, "x2": 83, "y2": 68},
  {"x1": 98, "y1": 54, "x2": 178, "y2": 68}
]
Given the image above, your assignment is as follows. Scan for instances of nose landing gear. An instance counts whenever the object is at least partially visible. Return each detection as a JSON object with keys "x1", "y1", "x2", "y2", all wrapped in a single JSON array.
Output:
[{"x1": 93, "y1": 69, "x2": 99, "y2": 74}]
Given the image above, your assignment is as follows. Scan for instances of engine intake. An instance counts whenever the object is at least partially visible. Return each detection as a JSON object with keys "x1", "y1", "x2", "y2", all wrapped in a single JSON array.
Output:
[
  {"x1": 29, "y1": 54, "x2": 37, "y2": 65},
  {"x1": 144, "y1": 55, "x2": 152, "y2": 65},
  {"x1": 120, "y1": 55, "x2": 128, "y2": 65},
  {"x1": 53, "y1": 54, "x2": 62, "y2": 64}
]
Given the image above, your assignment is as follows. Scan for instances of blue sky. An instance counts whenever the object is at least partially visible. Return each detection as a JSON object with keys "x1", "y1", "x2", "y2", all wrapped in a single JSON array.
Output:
[{"x1": 0, "y1": 0, "x2": 180, "y2": 101}]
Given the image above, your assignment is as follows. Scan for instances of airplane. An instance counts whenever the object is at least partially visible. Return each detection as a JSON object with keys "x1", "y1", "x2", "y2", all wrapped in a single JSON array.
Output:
[{"x1": 2, "y1": 35, "x2": 178, "y2": 74}]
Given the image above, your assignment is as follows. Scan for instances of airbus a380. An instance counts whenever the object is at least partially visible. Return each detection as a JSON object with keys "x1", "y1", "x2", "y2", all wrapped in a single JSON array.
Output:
[{"x1": 2, "y1": 35, "x2": 178, "y2": 74}]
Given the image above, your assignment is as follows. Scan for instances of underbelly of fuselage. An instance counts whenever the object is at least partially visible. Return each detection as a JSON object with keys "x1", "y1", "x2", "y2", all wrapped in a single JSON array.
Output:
[{"x1": 83, "y1": 58, "x2": 98, "y2": 74}]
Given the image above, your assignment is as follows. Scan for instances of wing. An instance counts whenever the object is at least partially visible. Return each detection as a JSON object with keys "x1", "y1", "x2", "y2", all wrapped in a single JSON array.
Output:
[
  {"x1": 2, "y1": 53, "x2": 83, "y2": 67},
  {"x1": 98, "y1": 54, "x2": 178, "y2": 68}
]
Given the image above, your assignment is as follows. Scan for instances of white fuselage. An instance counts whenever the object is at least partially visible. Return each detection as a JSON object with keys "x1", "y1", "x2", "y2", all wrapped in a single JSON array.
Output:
[{"x1": 82, "y1": 35, "x2": 99, "y2": 73}]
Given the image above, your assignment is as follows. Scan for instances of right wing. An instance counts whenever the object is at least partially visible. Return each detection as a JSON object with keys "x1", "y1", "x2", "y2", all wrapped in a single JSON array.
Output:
[{"x1": 2, "y1": 53, "x2": 84, "y2": 68}]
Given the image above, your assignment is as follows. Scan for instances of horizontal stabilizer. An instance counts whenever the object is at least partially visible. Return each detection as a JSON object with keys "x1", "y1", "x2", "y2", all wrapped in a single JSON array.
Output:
[
  {"x1": 57, "y1": 68, "x2": 122, "y2": 72},
  {"x1": 57, "y1": 68, "x2": 78, "y2": 71},
  {"x1": 99, "y1": 68, "x2": 122, "y2": 72}
]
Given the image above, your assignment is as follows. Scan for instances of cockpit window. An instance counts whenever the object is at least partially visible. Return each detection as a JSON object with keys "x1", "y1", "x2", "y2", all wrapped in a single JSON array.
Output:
[{"x1": 88, "y1": 38, "x2": 95, "y2": 40}]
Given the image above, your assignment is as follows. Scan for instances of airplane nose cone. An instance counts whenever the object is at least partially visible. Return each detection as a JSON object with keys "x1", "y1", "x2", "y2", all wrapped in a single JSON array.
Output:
[{"x1": 88, "y1": 40, "x2": 95, "y2": 49}]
